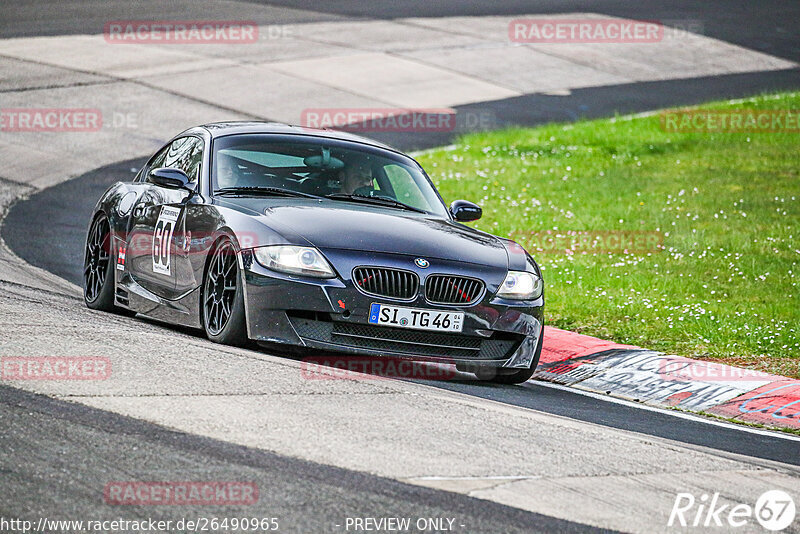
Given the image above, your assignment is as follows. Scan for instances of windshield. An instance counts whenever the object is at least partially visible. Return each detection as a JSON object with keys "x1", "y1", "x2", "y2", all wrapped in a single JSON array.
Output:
[{"x1": 211, "y1": 134, "x2": 448, "y2": 217}]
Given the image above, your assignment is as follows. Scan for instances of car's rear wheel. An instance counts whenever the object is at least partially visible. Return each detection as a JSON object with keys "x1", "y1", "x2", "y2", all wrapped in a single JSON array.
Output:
[
  {"x1": 84, "y1": 214, "x2": 115, "y2": 311},
  {"x1": 202, "y1": 237, "x2": 247, "y2": 346}
]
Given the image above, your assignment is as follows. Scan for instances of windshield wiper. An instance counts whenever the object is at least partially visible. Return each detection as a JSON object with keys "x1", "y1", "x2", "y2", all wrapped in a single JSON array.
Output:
[
  {"x1": 214, "y1": 186, "x2": 321, "y2": 199},
  {"x1": 325, "y1": 193, "x2": 427, "y2": 214}
]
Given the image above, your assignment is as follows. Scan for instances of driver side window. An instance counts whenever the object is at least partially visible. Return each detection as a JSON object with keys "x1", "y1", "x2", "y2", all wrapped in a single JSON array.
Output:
[
  {"x1": 144, "y1": 136, "x2": 204, "y2": 185},
  {"x1": 142, "y1": 146, "x2": 169, "y2": 183},
  {"x1": 165, "y1": 137, "x2": 203, "y2": 182}
]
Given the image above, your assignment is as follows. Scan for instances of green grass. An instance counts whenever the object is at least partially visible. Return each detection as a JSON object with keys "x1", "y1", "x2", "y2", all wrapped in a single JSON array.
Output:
[{"x1": 417, "y1": 92, "x2": 800, "y2": 378}]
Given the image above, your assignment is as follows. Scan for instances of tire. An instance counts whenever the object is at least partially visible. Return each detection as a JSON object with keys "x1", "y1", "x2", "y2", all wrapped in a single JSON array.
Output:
[
  {"x1": 202, "y1": 237, "x2": 247, "y2": 346},
  {"x1": 486, "y1": 367, "x2": 536, "y2": 385},
  {"x1": 83, "y1": 214, "x2": 116, "y2": 311}
]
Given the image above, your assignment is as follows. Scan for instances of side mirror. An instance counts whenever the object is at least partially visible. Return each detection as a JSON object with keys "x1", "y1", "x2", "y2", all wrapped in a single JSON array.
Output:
[
  {"x1": 450, "y1": 200, "x2": 482, "y2": 222},
  {"x1": 149, "y1": 167, "x2": 192, "y2": 190}
]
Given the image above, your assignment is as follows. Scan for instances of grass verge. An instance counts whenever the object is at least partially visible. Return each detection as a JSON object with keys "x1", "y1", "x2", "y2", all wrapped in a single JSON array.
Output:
[{"x1": 417, "y1": 92, "x2": 799, "y2": 378}]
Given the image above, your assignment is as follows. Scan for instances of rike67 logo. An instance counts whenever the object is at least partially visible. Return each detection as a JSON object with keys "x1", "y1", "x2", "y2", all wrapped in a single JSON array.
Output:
[{"x1": 669, "y1": 490, "x2": 796, "y2": 531}]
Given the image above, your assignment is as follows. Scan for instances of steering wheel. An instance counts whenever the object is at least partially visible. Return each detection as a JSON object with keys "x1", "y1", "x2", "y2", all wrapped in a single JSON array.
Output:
[{"x1": 353, "y1": 186, "x2": 379, "y2": 197}]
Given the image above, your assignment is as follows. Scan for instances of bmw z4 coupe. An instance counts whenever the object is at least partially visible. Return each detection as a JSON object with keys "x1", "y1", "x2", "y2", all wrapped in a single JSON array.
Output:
[{"x1": 84, "y1": 122, "x2": 544, "y2": 384}]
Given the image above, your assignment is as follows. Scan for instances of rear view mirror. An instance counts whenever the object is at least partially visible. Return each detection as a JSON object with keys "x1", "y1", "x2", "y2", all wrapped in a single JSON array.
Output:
[
  {"x1": 450, "y1": 200, "x2": 482, "y2": 222},
  {"x1": 304, "y1": 147, "x2": 344, "y2": 170}
]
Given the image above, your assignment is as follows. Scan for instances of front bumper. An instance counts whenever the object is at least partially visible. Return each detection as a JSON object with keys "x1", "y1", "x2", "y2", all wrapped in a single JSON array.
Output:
[{"x1": 239, "y1": 249, "x2": 544, "y2": 369}]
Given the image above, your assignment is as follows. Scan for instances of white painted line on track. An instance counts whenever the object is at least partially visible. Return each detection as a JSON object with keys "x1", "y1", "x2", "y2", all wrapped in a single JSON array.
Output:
[{"x1": 531, "y1": 380, "x2": 800, "y2": 442}]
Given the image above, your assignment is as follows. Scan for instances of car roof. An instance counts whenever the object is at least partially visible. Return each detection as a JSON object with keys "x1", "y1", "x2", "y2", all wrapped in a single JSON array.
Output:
[{"x1": 192, "y1": 121, "x2": 397, "y2": 152}]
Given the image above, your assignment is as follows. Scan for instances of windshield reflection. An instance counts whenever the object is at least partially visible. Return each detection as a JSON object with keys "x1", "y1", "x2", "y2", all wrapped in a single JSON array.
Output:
[{"x1": 212, "y1": 135, "x2": 448, "y2": 217}]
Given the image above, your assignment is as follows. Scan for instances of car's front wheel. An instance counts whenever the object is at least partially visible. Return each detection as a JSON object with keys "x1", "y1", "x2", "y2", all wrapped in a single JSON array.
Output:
[
  {"x1": 202, "y1": 237, "x2": 247, "y2": 346},
  {"x1": 480, "y1": 367, "x2": 536, "y2": 385},
  {"x1": 84, "y1": 214, "x2": 115, "y2": 311},
  {"x1": 473, "y1": 333, "x2": 543, "y2": 384}
]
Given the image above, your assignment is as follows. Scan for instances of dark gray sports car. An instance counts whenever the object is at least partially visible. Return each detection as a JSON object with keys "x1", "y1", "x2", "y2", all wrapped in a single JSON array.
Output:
[{"x1": 84, "y1": 122, "x2": 544, "y2": 383}]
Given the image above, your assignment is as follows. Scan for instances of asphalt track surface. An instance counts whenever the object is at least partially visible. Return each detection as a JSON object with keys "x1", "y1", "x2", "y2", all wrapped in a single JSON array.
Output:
[
  {"x1": 4, "y1": 159, "x2": 799, "y2": 469},
  {"x1": 0, "y1": 385, "x2": 600, "y2": 534},
  {"x1": 2, "y1": 1, "x2": 800, "y2": 531},
  {"x1": 3, "y1": 0, "x2": 798, "y2": 63},
  {"x1": 2, "y1": 1, "x2": 799, "y2": 151}
]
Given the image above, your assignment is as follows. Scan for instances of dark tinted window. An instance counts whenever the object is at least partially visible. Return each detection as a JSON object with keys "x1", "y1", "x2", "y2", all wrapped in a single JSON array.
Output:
[
  {"x1": 145, "y1": 136, "x2": 204, "y2": 184},
  {"x1": 164, "y1": 137, "x2": 203, "y2": 181},
  {"x1": 212, "y1": 135, "x2": 447, "y2": 216},
  {"x1": 140, "y1": 145, "x2": 169, "y2": 182}
]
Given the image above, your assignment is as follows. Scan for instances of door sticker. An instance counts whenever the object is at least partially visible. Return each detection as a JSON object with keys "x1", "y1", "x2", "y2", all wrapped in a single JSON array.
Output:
[
  {"x1": 117, "y1": 245, "x2": 126, "y2": 271},
  {"x1": 152, "y1": 206, "x2": 181, "y2": 275}
]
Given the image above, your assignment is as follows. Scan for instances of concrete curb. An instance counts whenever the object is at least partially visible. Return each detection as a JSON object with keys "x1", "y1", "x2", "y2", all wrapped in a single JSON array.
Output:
[{"x1": 538, "y1": 326, "x2": 800, "y2": 431}]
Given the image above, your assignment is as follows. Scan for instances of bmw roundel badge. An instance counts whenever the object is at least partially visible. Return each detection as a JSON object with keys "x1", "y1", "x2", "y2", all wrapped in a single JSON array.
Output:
[{"x1": 415, "y1": 258, "x2": 430, "y2": 268}]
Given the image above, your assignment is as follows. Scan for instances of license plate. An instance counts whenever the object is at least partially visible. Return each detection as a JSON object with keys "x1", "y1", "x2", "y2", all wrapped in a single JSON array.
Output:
[{"x1": 368, "y1": 303, "x2": 464, "y2": 333}]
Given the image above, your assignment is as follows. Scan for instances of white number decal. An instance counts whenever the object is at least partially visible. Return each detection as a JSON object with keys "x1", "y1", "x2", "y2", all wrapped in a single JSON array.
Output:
[{"x1": 152, "y1": 206, "x2": 181, "y2": 275}]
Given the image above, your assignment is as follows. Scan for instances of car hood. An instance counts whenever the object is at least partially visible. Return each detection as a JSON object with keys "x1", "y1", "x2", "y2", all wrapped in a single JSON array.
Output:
[{"x1": 220, "y1": 197, "x2": 509, "y2": 269}]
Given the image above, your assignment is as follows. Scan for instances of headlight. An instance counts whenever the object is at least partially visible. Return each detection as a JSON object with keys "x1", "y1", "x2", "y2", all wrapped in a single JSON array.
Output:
[
  {"x1": 253, "y1": 245, "x2": 335, "y2": 278},
  {"x1": 496, "y1": 271, "x2": 543, "y2": 300}
]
